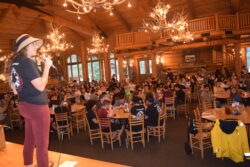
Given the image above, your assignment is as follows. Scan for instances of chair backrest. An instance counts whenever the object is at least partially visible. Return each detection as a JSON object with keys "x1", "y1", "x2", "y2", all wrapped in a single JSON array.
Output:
[
  {"x1": 202, "y1": 99, "x2": 214, "y2": 110},
  {"x1": 165, "y1": 96, "x2": 175, "y2": 106},
  {"x1": 98, "y1": 118, "x2": 112, "y2": 132},
  {"x1": 55, "y1": 112, "x2": 69, "y2": 127},
  {"x1": 193, "y1": 108, "x2": 201, "y2": 122},
  {"x1": 128, "y1": 116, "x2": 144, "y2": 131},
  {"x1": 158, "y1": 112, "x2": 166, "y2": 127}
]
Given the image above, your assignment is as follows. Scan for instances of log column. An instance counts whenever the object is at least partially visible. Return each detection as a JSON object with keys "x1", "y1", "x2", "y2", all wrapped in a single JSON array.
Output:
[
  {"x1": 151, "y1": 52, "x2": 157, "y2": 78},
  {"x1": 103, "y1": 52, "x2": 110, "y2": 81},
  {"x1": 234, "y1": 43, "x2": 241, "y2": 76},
  {"x1": 80, "y1": 41, "x2": 88, "y2": 81},
  {"x1": 118, "y1": 56, "x2": 124, "y2": 81}
]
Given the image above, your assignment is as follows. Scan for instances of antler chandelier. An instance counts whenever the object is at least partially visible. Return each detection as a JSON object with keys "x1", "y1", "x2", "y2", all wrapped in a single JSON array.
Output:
[
  {"x1": 168, "y1": 12, "x2": 194, "y2": 43},
  {"x1": 87, "y1": 32, "x2": 109, "y2": 55},
  {"x1": 142, "y1": 0, "x2": 171, "y2": 32},
  {"x1": 40, "y1": 26, "x2": 73, "y2": 57},
  {"x1": 142, "y1": 1, "x2": 194, "y2": 43},
  {"x1": 63, "y1": 0, "x2": 129, "y2": 16}
]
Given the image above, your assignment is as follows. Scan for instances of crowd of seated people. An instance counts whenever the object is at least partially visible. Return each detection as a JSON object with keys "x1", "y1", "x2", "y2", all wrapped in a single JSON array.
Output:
[{"x1": 1, "y1": 66, "x2": 250, "y2": 134}]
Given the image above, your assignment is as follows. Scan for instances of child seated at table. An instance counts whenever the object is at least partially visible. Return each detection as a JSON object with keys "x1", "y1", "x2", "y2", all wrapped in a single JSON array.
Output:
[
  {"x1": 145, "y1": 92, "x2": 161, "y2": 127},
  {"x1": 85, "y1": 100, "x2": 98, "y2": 129},
  {"x1": 97, "y1": 100, "x2": 122, "y2": 136},
  {"x1": 129, "y1": 96, "x2": 145, "y2": 132},
  {"x1": 231, "y1": 87, "x2": 242, "y2": 103}
]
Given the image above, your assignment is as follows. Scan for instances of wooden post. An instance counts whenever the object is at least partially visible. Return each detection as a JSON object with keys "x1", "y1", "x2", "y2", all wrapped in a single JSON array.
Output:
[
  {"x1": 118, "y1": 56, "x2": 124, "y2": 81},
  {"x1": 80, "y1": 41, "x2": 88, "y2": 81},
  {"x1": 103, "y1": 52, "x2": 110, "y2": 81},
  {"x1": 234, "y1": 43, "x2": 241, "y2": 76},
  {"x1": 215, "y1": 13, "x2": 219, "y2": 31},
  {"x1": 151, "y1": 53, "x2": 157, "y2": 78},
  {"x1": 236, "y1": 13, "x2": 240, "y2": 29},
  {"x1": 241, "y1": 47, "x2": 247, "y2": 66},
  {"x1": 133, "y1": 56, "x2": 139, "y2": 83},
  {"x1": 222, "y1": 44, "x2": 227, "y2": 67}
]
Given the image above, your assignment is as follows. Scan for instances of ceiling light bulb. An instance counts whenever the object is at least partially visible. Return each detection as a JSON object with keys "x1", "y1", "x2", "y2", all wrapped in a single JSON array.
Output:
[
  {"x1": 63, "y1": 2, "x2": 67, "y2": 7},
  {"x1": 128, "y1": 2, "x2": 132, "y2": 8},
  {"x1": 78, "y1": 16, "x2": 81, "y2": 19},
  {"x1": 110, "y1": 12, "x2": 113, "y2": 16}
]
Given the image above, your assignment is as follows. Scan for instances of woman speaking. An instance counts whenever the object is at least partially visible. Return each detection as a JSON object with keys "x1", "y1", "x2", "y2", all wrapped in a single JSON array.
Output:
[{"x1": 10, "y1": 34, "x2": 53, "y2": 167}]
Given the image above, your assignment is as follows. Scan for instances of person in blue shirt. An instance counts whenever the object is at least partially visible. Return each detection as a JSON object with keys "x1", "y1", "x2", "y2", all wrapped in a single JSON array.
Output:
[{"x1": 231, "y1": 87, "x2": 242, "y2": 103}]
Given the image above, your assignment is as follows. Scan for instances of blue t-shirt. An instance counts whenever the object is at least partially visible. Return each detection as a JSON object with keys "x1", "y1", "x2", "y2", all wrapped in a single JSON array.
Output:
[{"x1": 11, "y1": 56, "x2": 48, "y2": 105}]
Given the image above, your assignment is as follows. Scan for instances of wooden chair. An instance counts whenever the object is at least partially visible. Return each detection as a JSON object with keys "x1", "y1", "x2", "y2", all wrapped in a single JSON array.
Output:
[
  {"x1": 189, "y1": 120, "x2": 212, "y2": 159},
  {"x1": 125, "y1": 116, "x2": 145, "y2": 150},
  {"x1": 54, "y1": 112, "x2": 73, "y2": 140},
  {"x1": 147, "y1": 111, "x2": 166, "y2": 143},
  {"x1": 8, "y1": 107, "x2": 23, "y2": 130},
  {"x1": 176, "y1": 99, "x2": 187, "y2": 117},
  {"x1": 227, "y1": 97, "x2": 234, "y2": 106},
  {"x1": 85, "y1": 112, "x2": 101, "y2": 145},
  {"x1": 98, "y1": 118, "x2": 121, "y2": 150},
  {"x1": 165, "y1": 96, "x2": 176, "y2": 120},
  {"x1": 72, "y1": 109, "x2": 86, "y2": 133},
  {"x1": 202, "y1": 99, "x2": 214, "y2": 111}
]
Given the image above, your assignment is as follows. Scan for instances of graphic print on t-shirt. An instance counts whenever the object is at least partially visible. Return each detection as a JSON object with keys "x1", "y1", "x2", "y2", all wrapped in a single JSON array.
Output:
[{"x1": 11, "y1": 65, "x2": 23, "y2": 92}]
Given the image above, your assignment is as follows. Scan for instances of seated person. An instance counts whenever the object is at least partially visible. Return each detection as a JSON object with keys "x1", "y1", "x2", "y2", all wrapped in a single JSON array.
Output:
[
  {"x1": 97, "y1": 100, "x2": 115, "y2": 130},
  {"x1": 54, "y1": 102, "x2": 71, "y2": 126},
  {"x1": 231, "y1": 87, "x2": 242, "y2": 103},
  {"x1": 113, "y1": 93, "x2": 126, "y2": 107},
  {"x1": 200, "y1": 84, "x2": 213, "y2": 102},
  {"x1": 85, "y1": 100, "x2": 98, "y2": 129},
  {"x1": 174, "y1": 84, "x2": 185, "y2": 105},
  {"x1": 129, "y1": 96, "x2": 145, "y2": 132},
  {"x1": 145, "y1": 92, "x2": 161, "y2": 127},
  {"x1": 214, "y1": 81, "x2": 228, "y2": 107}
]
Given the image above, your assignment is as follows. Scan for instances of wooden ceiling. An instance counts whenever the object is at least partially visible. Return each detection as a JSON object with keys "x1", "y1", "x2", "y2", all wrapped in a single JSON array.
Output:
[{"x1": 0, "y1": 0, "x2": 250, "y2": 52}]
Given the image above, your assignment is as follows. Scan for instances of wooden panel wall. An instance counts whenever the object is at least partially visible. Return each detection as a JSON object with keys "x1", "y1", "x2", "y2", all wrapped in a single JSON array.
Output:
[{"x1": 160, "y1": 47, "x2": 218, "y2": 74}]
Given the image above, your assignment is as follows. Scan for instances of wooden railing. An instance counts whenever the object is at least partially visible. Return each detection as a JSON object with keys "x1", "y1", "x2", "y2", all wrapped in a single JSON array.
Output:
[
  {"x1": 116, "y1": 12, "x2": 250, "y2": 48},
  {"x1": 188, "y1": 16, "x2": 216, "y2": 32}
]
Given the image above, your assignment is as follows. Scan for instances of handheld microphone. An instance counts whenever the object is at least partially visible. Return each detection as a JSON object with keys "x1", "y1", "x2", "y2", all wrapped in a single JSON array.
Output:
[{"x1": 41, "y1": 56, "x2": 57, "y2": 70}]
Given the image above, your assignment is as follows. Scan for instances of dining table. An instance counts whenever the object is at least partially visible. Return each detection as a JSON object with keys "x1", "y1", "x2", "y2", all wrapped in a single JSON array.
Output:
[
  {"x1": 112, "y1": 106, "x2": 131, "y2": 119},
  {"x1": 202, "y1": 107, "x2": 250, "y2": 124}
]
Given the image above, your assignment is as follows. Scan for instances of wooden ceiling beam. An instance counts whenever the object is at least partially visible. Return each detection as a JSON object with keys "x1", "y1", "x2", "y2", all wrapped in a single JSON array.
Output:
[
  {"x1": 85, "y1": 14, "x2": 108, "y2": 37},
  {"x1": 0, "y1": 2, "x2": 95, "y2": 36},
  {"x1": 0, "y1": 8, "x2": 11, "y2": 24},
  {"x1": 113, "y1": 7, "x2": 131, "y2": 32},
  {"x1": 186, "y1": 0, "x2": 196, "y2": 19},
  {"x1": 22, "y1": 15, "x2": 41, "y2": 34},
  {"x1": 139, "y1": 0, "x2": 152, "y2": 13},
  {"x1": 230, "y1": 0, "x2": 241, "y2": 14}
]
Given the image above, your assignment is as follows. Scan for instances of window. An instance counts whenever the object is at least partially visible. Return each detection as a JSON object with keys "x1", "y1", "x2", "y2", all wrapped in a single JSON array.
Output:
[
  {"x1": 149, "y1": 60, "x2": 152, "y2": 74},
  {"x1": 139, "y1": 60, "x2": 146, "y2": 74},
  {"x1": 87, "y1": 54, "x2": 105, "y2": 81},
  {"x1": 109, "y1": 52, "x2": 119, "y2": 81},
  {"x1": 247, "y1": 48, "x2": 250, "y2": 72},
  {"x1": 67, "y1": 54, "x2": 83, "y2": 81}
]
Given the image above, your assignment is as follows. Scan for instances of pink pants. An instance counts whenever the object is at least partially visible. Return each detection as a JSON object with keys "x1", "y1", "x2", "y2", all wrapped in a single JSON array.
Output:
[{"x1": 18, "y1": 102, "x2": 50, "y2": 167}]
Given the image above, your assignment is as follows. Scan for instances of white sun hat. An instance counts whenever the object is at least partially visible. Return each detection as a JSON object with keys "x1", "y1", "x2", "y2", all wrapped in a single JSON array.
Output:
[{"x1": 15, "y1": 34, "x2": 43, "y2": 53}]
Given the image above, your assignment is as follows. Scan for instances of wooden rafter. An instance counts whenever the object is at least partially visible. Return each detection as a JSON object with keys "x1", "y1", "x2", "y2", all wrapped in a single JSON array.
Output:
[
  {"x1": 85, "y1": 14, "x2": 108, "y2": 37},
  {"x1": 186, "y1": 0, "x2": 196, "y2": 19},
  {"x1": 113, "y1": 7, "x2": 131, "y2": 32},
  {"x1": 139, "y1": 0, "x2": 151, "y2": 12},
  {"x1": 81, "y1": 15, "x2": 107, "y2": 37},
  {"x1": 12, "y1": 6, "x2": 21, "y2": 20},
  {"x1": 0, "y1": 8, "x2": 11, "y2": 24},
  {"x1": 230, "y1": 0, "x2": 240, "y2": 14},
  {"x1": 0, "y1": 2, "x2": 95, "y2": 36},
  {"x1": 23, "y1": 15, "x2": 41, "y2": 34}
]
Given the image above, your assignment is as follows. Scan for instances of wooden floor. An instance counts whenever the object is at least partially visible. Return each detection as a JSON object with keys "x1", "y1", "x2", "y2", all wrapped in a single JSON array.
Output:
[{"x1": 0, "y1": 142, "x2": 131, "y2": 167}]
